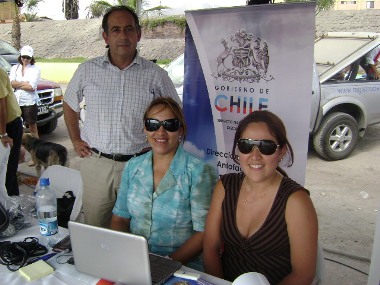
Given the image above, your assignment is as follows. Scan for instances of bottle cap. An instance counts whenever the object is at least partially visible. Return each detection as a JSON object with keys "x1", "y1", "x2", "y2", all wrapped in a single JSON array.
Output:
[{"x1": 39, "y1": 178, "x2": 50, "y2": 186}]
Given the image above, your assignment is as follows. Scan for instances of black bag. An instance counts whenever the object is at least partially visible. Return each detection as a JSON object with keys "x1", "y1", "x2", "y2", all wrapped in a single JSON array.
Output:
[
  {"x1": 57, "y1": 191, "x2": 75, "y2": 228},
  {"x1": 0, "y1": 202, "x2": 9, "y2": 233}
]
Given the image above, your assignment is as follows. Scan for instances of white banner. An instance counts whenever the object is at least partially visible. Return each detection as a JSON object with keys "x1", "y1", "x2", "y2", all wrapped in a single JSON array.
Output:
[{"x1": 184, "y1": 3, "x2": 316, "y2": 185}]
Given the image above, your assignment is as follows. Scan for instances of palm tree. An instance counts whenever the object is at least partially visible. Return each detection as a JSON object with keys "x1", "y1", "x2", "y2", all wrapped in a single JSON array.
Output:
[
  {"x1": 11, "y1": 2, "x2": 21, "y2": 49},
  {"x1": 63, "y1": 0, "x2": 79, "y2": 20},
  {"x1": 87, "y1": 0, "x2": 115, "y2": 18},
  {"x1": 11, "y1": 0, "x2": 42, "y2": 49}
]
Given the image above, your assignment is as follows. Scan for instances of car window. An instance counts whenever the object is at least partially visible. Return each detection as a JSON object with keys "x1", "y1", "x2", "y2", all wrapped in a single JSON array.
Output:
[
  {"x1": 327, "y1": 60, "x2": 368, "y2": 82},
  {"x1": 0, "y1": 40, "x2": 19, "y2": 55}
]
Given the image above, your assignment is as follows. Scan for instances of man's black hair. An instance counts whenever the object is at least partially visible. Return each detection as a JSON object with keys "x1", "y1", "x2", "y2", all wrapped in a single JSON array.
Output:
[{"x1": 102, "y1": 5, "x2": 141, "y2": 34}]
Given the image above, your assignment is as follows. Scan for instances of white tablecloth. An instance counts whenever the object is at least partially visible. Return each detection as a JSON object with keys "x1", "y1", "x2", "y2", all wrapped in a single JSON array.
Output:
[{"x1": 0, "y1": 225, "x2": 231, "y2": 285}]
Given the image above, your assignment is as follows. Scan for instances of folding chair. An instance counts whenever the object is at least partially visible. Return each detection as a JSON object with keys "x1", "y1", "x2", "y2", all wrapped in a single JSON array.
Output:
[{"x1": 36, "y1": 165, "x2": 83, "y2": 222}]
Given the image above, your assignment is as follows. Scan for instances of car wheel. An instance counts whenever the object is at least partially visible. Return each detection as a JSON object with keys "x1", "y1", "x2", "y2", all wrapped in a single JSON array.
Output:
[
  {"x1": 313, "y1": 112, "x2": 358, "y2": 161},
  {"x1": 38, "y1": 118, "x2": 58, "y2": 134}
]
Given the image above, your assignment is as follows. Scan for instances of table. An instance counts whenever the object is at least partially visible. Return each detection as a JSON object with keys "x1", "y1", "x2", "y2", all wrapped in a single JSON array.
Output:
[{"x1": 0, "y1": 225, "x2": 231, "y2": 285}]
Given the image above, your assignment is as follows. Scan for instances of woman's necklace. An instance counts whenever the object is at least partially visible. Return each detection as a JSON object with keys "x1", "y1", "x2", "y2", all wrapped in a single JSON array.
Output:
[
  {"x1": 243, "y1": 186, "x2": 271, "y2": 204},
  {"x1": 242, "y1": 176, "x2": 280, "y2": 204}
]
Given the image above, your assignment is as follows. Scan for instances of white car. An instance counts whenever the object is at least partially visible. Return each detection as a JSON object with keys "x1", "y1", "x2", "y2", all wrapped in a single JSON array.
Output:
[{"x1": 164, "y1": 54, "x2": 184, "y2": 101}]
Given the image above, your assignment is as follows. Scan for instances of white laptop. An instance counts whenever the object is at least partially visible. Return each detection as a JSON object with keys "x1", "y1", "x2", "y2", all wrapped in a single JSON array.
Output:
[{"x1": 68, "y1": 221, "x2": 182, "y2": 285}]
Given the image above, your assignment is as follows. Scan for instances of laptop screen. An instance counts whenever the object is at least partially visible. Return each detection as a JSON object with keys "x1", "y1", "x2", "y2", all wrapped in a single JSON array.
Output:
[{"x1": 68, "y1": 221, "x2": 182, "y2": 285}]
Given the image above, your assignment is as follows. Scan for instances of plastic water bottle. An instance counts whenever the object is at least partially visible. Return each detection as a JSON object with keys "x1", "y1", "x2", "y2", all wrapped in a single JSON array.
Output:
[{"x1": 35, "y1": 178, "x2": 60, "y2": 246}]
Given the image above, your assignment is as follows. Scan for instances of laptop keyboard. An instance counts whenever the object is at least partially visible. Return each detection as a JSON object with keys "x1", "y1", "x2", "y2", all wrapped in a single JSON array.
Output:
[{"x1": 149, "y1": 253, "x2": 182, "y2": 284}]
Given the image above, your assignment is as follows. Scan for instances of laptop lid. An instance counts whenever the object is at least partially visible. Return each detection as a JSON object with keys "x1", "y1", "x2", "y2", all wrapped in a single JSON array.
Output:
[{"x1": 68, "y1": 221, "x2": 152, "y2": 285}]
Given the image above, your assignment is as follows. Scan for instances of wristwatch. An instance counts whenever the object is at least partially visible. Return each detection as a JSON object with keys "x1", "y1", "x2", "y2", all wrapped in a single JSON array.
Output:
[{"x1": 0, "y1": 133, "x2": 8, "y2": 139}]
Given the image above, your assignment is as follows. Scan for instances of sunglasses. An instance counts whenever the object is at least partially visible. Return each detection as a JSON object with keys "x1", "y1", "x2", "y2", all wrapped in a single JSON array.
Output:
[
  {"x1": 21, "y1": 56, "x2": 31, "y2": 60},
  {"x1": 237, "y1": 138, "x2": 280, "y2": 155},
  {"x1": 145, "y1": 118, "x2": 181, "y2": 132}
]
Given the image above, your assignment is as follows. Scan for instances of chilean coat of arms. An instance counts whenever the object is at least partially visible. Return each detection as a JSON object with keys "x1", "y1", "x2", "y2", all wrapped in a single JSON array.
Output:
[{"x1": 213, "y1": 29, "x2": 274, "y2": 83}]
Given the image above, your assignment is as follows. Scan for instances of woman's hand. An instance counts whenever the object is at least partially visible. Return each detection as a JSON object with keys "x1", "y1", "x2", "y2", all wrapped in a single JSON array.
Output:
[
  {"x1": 170, "y1": 232, "x2": 204, "y2": 265},
  {"x1": 11, "y1": 80, "x2": 34, "y2": 91},
  {"x1": 1, "y1": 135, "x2": 13, "y2": 147},
  {"x1": 110, "y1": 215, "x2": 131, "y2": 232}
]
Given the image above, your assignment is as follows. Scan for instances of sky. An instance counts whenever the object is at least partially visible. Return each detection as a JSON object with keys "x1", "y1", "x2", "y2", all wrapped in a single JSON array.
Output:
[{"x1": 27, "y1": 0, "x2": 246, "y2": 20}]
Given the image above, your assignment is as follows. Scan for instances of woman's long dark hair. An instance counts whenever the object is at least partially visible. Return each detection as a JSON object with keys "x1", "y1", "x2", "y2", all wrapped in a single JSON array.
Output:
[{"x1": 17, "y1": 56, "x2": 35, "y2": 65}]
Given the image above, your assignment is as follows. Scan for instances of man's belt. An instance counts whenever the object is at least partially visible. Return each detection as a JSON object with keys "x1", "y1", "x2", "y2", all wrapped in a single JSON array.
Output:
[{"x1": 91, "y1": 148, "x2": 148, "y2": 162}]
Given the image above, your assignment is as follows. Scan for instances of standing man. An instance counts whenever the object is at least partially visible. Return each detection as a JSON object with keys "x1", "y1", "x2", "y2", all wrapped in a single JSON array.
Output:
[
  {"x1": 0, "y1": 68, "x2": 23, "y2": 196},
  {"x1": 360, "y1": 45, "x2": 380, "y2": 80},
  {"x1": 63, "y1": 6, "x2": 180, "y2": 227}
]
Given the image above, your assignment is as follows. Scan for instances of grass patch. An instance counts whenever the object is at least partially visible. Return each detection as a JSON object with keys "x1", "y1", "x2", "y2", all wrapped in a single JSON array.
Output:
[
  {"x1": 36, "y1": 57, "x2": 86, "y2": 63},
  {"x1": 158, "y1": 59, "x2": 171, "y2": 65},
  {"x1": 38, "y1": 62, "x2": 80, "y2": 84},
  {"x1": 37, "y1": 58, "x2": 172, "y2": 84},
  {"x1": 141, "y1": 15, "x2": 186, "y2": 30}
]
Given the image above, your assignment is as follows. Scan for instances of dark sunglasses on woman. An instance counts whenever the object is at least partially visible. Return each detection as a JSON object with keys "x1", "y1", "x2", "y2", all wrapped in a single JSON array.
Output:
[
  {"x1": 237, "y1": 138, "x2": 280, "y2": 155},
  {"x1": 145, "y1": 118, "x2": 181, "y2": 132},
  {"x1": 21, "y1": 56, "x2": 31, "y2": 60}
]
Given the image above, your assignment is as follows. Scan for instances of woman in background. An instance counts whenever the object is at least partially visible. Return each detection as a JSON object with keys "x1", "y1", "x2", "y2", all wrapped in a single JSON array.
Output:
[
  {"x1": 10, "y1": 45, "x2": 40, "y2": 166},
  {"x1": 111, "y1": 97, "x2": 217, "y2": 270},
  {"x1": 203, "y1": 110, "x2": 318, "y2": 284}
]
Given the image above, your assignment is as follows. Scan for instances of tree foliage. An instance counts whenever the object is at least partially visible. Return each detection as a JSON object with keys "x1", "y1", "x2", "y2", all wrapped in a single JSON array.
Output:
[
  {"x1": 85, "y1": 0, "x2": 165, "y2": 19},
  {"x1": 86, "y1": 0, "x2": 125, "y2": 18},
  {"x1": 22, "y1": 0, "x2": 43, "y2": 21},
  {"x1": 283, "y1": 0, "x2": 335, "y2": 14},
  {"x1": 141, "y1": 15, "x2": 185, "y2": 30}
]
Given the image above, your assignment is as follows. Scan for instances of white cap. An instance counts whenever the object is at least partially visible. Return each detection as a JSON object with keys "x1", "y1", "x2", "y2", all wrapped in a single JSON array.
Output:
[{"x1": 20, "y1": 45, "x2": 34, "y2": 57}]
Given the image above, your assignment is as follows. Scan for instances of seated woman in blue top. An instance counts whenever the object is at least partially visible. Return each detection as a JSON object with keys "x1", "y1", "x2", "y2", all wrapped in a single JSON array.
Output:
[{"x1": 111, "y1": 97, "x2": 217, "y2": 270}]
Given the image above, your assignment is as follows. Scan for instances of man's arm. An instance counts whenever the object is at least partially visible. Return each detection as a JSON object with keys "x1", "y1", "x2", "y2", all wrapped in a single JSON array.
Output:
[
  {"x1": 369, "y1": 63, "x2": 380, "y2": 79},
  {"x1": 63, "y1": 102, "x2": 91, "y2": 157}
]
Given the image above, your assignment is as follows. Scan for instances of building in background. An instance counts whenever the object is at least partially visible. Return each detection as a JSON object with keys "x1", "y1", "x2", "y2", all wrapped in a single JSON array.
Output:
[
  {"x1": 0, "y1": 1, "x2": 16, "y2": 23},
  {"x1": 333, "y1": 0, "x2": 380, "y2": 10},
  {"x1": 274, "y1": 0, "x2": 380, "y2": 10}
]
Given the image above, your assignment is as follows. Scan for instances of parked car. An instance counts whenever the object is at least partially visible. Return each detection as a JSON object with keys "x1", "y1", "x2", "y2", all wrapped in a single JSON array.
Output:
[
  {"x1": 166, "y1": 32, "x2": 380, "y2": 161},
  {"x1": 0, "y1": 39, "x2": 19, "y2": 65},
  {"x1": 311, "y1": 32, "x2": 380, "y2": 160},
  {"x1": 164, "y1": 55, "x2": 184, "y2": 102},
  {"x1": 0, "y1": 55, "x2": 63, "y2": 134}
]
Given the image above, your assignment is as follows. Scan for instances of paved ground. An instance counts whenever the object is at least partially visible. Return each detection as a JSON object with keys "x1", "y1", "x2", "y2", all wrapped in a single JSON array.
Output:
[{"x1": 16, "y1": 118, "x2": 380, "y2": 285}]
